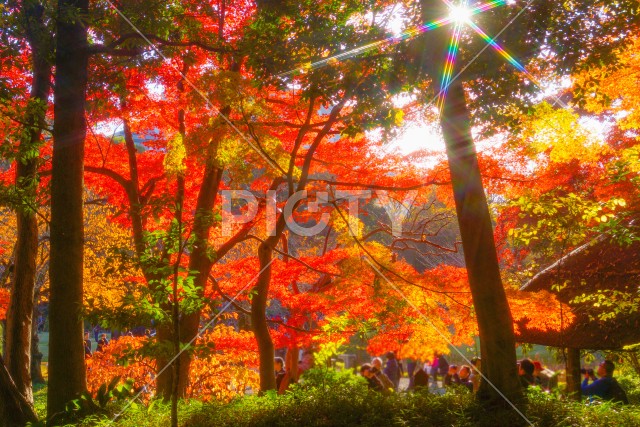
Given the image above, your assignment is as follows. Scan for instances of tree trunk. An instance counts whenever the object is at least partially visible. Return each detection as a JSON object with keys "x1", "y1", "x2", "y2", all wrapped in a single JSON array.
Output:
[
  {"x1": 30, "y1": 308, "x2": 45, "y2": 385},
  {"x1": 47, "y1": 0, "x2": 89, "y2": 419},
  {"x1": 439, "y1": 80, "x2": 522, "y2": 406},
  {"x1": 286, "y1": 343, "x2": 299, "y2": 383},
  {"x1": 5, "y1": 204, "x2": 38, "y2": 404},
  {"x1": 252, "y1": 241, "x2": 277, "y2": 391},
  {"x1": 122, "y1": 119, "x2": 146, "y2": 256},
  {"x1": 170, "y1": 172, "x2": 185, "y2": 427},
  {"x1": 5, "y1": 0, "x2": 51, "y2": 406},
  {"x1": 155, "y1": 325, "x2": 174, "y2": 399},
  {"x1": 248, "y1": 95, "x2": 343, "y2": 391},
  {"x1": 565, "y1": 348, "x2": 581, "y2": 401},
  {"x1": 0, "y1": 354, "x2": 38, "y2": 427},
  {"x1": 175, "y1": 139, "x2": 224, "y2": 396}
]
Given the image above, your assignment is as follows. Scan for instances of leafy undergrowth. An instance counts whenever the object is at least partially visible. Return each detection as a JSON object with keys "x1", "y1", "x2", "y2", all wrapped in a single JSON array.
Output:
[
  {"x1": 618, "y1": 372, "x2": 640, "y2": 405},
  {"x1": 33, "y1": 382, "x2": 48, "y2": 419},
  {"x1": 32, "y1": 369, "x2": 640, "y2": 427}
]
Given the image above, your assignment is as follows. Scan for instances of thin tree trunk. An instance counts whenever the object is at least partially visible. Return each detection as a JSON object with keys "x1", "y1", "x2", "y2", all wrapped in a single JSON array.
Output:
[
  {"x1": 171, "y1": 0, "x2": 233, "y2": 382},
  {"x1": 250, "y1": 95, "x2": 343, "y2": 391},
  {"x1": 0, "y1": 354, "x2": 38, "y2": 427},
  {"x1": 6, "y1": 186, "x2": 39, "y2": 406},
  {"x1": 177, "y1": 148, "x2": 223, "y2": 396},
  {"x1": 286, "y1": 343, "x2": 299, "y2": 383},
  {"x1": 122, "y1": 119, "x2": 146, "y2": 256},
  {"x1": 157, "y1": 63, "x2": 189, "y2": 401},
  {"x1": 155, "y1": 325, "x2": 174, "y2": 399},
  {"x1": 440, "y1": 80, "x2": 522, "y2": 406},
  {"x1": 47, "y1": 0, "x2": 89, "y2": 419},
  {"x1": 565, "y1": 348, "x2": 581, "y2": 401},
  {"x1": 30, "y1": 307, "x2": 45, "y2": 384},
  {"x1": 5, "y1": 0, "x2": 51, "y2": 406},
  {"x1": 252, "y1": 240, "x2": 278, "y2": 391},
  {"x1": 170, "y1": 171, "x2": 185, "y2": 427}
]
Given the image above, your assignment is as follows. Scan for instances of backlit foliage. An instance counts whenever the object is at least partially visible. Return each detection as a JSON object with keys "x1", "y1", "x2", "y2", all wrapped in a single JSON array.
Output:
[
  {"x1": 86, "y1": 326, "x2": 259, "y2": 401},
  {"x1": 0, "y1": 288, "x2": 9, "y2": 320}
]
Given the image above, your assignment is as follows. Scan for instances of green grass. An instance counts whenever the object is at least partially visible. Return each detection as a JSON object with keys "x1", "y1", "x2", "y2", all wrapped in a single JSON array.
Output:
[{"x1": 33, "y1": 382, "x2": 48, "y2": 419}]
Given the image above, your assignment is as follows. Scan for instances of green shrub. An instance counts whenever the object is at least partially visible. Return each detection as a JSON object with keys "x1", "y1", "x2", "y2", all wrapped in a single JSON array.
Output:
[
  {"x1": 617, "y1": 372, "x2": 640, "y2": 405},
  {"x1": 182, "y1": 368, "x2": 478, "y2": 427},
  {"x1": 180, "y1": 381, "x2": 640, "y2": 427},
  {"x1": 30, "y1": 373, "x2": 640, "y2": 427},
  {"x1": 526, "y1": 386, "x2": 640, "y2": 427}
]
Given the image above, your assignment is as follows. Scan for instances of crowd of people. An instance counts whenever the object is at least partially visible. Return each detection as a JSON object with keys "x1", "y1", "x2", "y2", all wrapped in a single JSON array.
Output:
[
  {"x1": 83, "y1": 327, "x2": 155, "y2": 357},
  {"x1": 82, "y1": 330, "x2": 630, "y2": 404},
  {"x1": 355, "y1": 352, "x2": 628, "y2": 404},
  {"x1": 83, "y1": 332, "x2": 109, "y2": 357}
]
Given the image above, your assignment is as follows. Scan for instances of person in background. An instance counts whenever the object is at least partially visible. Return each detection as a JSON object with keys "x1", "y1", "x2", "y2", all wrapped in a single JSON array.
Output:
[
  {"x1": 457, "y1": 365, "x2": 474, "y2": 392},
  {"x1": 470, "y1": 357, "x2": 481, "y2": 393},
  {"x1": 518, "y1": 359, "x2": 535, "y2": 389},
  {"x1": 84, "y1": 332, "x2": 92, "y2": 357},
  {"x1": 443, "y1": 364, "x2": 459, "y2": 387},
  {"x1": 275, "y1": 357, "x2": 286, "y2": 391},
  {"x1": 437, "y1": 353, "x2": 450, "y2": 387},
  {"x1": 429, "y1": 353, "x2": 440, "y2": 386},
  {"x1": 383, "y1": 351, "x2": 402, "y2": 391},
  {"x1": 532, "y1": 361, "x2": 549, "y2": 389},
  {"x1": 406, "y1": 358, "x2": 417, "y2": 389},
  {"x1": 96, "y1": 333, "x2": 109, "y2": 353},
  {"x1": 582, "y1": 360, "x2": 629, "y2": 404},
  {"x1": 412, "y1": 368, "x2": 430, "y2": 390},
  {"x1": 372, "y1": 357, "x2": 395, "y2": 391},
  {"x1": 361, "y1": 363, "x2": 385, "y2": 392}
]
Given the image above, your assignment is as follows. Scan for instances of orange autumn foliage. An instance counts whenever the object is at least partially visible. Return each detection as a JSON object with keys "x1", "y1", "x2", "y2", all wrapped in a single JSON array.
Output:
[
  {"x1": 0, "y1": 288, "x2": 9, "y2": 320},
  {"x1": 187, "y1": 325, "x2": 260, "y2": 401},
  {"x1": 86, "y1": 336, "x2": 155, "y2": 398},
  {"x1": 363, "y1": 263, "x2": 573, "y2": 361},
  {"x1": 86, "y1": 326, "x2": 259, "y2": 401}
]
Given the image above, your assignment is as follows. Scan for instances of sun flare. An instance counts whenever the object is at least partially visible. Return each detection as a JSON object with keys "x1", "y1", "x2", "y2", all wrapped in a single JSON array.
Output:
[{"x1": 448, "y1": 5, "x2": 473, "y2": 24}]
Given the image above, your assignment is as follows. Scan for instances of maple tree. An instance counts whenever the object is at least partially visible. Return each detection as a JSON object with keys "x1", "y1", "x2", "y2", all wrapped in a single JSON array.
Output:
[
  {"x1": 75, "y1": 0, "x2": 438, "y2": 398},
  {"x1": 85, "y1": 326, "x2": 259, "y2": 402},
  {"x1": 373, "y1": 0, "x2": 640, "y2": 405},
  {"x1": 0, "y1": 0, "x2": 52, "y2": 410},
  {"x1": 1, "y1": 1, "x2": 640, "y2": 424},
  {"x1": 493, "y1": 34, "x2": 640, "y2": 322}
]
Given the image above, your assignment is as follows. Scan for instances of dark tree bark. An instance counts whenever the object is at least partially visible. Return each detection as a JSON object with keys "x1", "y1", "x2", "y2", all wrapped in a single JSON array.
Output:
[
  {"x1": 252, "y1": 237, "x2": 279, "y2": 391},
  {"x1": 174, "y1": 144, "x2": 224, "y2": 397},
  {"x1": 30, "y1": 307, "x2": 45, "y2": 384},
  {"x1": 158, "y1": 54, "x2": 227, "y2": 397},
  {"x1": 440, "y1": 80, "x2": 522, "y2": 406},
  {"x1": 170, "y1": 172, "x2": 185, "y2": 427},
  {"x1": 4, "y1": 0, "x2": 51, "y2": 406},
  {"x1": 0, "y1": 354, "x2": 38, "y2": 427},
  {"x1": 251, "y1": 96, "x2": 343, "y2": 391},
  {"x1": 565, "y1": 348, "x2": 582, "y2": 401},
  {"x1": 122, "y1": 119, "x2": 146, "y2": 256},
  {"x1": 170, "y1": 2, "x2": 233, "y2": 392},
  {"x1": 47, "y1": 0, "x2": 89, "y2": 419},
  {"x1": 157, "y1": 64, "x2": 189, "y2": 403}
]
